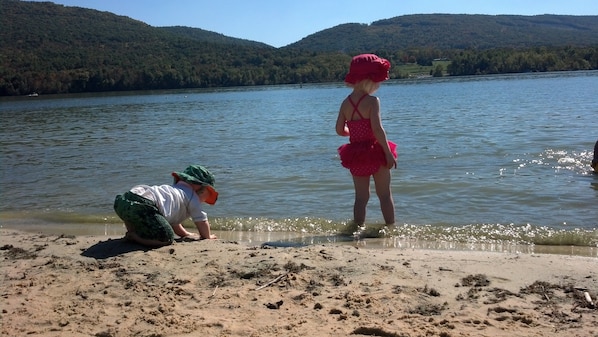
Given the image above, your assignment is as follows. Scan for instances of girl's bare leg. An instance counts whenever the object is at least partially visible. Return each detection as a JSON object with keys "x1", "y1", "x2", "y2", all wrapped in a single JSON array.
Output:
[
  {"x1": 373, "y1": 167, "x2": 395, "y2": 225},
  {"x1": 352, "y1": 175, "x2": 371, "y2": 225}
]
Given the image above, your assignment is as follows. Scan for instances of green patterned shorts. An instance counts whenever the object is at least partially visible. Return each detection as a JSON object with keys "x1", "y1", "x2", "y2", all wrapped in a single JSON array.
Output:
[{"x1": 113, "y1": 191, "x2": 175, "y2": 243}]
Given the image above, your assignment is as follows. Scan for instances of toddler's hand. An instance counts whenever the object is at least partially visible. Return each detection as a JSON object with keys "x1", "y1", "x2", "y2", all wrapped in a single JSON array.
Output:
[
  {"x1": 386, "y1": 153, "x2": 397, "y2": 169},
  {"x1": 182, "y1": 233, "x2": 201, "y2": 241}
]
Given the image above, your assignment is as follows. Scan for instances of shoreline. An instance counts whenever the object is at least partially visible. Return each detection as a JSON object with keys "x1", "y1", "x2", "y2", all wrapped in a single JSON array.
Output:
[
  {"x1": 1, "y1": 223, "x2": 597, "y2": 258},
  {"x1": 1, "y1": 228, "x2": 597, "y2": 336}
]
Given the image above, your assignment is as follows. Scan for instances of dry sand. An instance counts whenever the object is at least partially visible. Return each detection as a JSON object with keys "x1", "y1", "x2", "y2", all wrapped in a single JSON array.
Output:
[{"x1": 1, "y1": 229, "x2": 597, "y2": 337}]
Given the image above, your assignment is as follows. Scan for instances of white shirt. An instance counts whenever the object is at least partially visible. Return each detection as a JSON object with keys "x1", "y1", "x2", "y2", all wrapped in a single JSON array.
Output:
[{"x1": 130, "y1": 182, "x2": 207, "y2": 225}]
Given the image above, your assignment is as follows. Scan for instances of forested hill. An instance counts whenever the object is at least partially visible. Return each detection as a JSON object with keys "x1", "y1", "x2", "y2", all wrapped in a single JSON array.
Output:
[
  {"x1": 1, "y1": 0, "x2": 597, "y2": 96},
  {"x1": 287, "y1": 14, "x2": 598, "y2": 52},
  {"x1": 2, "y1": 0, "x2": 343, "y2": 96},
  {"x1": 157, "y1": 26, "x2": 273, "y2": 49}
]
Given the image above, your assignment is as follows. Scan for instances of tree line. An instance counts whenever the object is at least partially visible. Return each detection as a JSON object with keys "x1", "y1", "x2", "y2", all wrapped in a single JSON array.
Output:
[
  {"x1": 447, "y1": 46, "x2": 598, "y2": 75},
  {"x1": 3, "y1": 45, "x2": 597, "y2": 96}
]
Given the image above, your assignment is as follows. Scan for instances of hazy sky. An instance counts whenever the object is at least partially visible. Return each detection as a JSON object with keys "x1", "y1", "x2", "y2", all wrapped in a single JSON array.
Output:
[{"x1": 27, "y1": 0, "x2": 598, "y2": 47}]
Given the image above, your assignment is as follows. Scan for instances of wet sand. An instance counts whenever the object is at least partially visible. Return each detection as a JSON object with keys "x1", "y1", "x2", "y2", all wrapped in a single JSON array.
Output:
[
  {"x1": 3, "y1": 223, "x2": 597, "y2": 257},
  {"x1": 1, "y1": 229, "x2": 597, "y2": 337}
]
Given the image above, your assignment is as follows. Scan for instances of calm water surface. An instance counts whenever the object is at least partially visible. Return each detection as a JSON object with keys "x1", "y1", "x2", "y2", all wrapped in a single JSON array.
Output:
[{"x1": 1, "y1": 71, "x2": 597, "y2": 253}]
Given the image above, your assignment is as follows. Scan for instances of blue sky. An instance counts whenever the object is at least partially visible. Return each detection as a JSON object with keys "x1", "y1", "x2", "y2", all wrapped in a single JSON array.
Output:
[{"x1": 28, "y1": 0, "x2": 598, "y2": 47}]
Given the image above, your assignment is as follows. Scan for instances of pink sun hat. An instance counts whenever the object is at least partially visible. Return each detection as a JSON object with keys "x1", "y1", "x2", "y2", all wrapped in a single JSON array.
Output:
[{"x1": 344, "y1": 54, "x2": 391, "y2": 84}]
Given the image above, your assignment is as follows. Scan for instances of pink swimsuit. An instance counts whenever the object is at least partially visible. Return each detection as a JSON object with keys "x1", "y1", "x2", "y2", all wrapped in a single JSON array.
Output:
[{"x1": 337, "y1": 94, "x2": 397, "y2": 176}]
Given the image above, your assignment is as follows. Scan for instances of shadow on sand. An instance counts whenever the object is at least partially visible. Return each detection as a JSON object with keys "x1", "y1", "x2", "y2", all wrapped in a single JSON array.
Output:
[{"x1": 81, "y1": 238, "x2": 150, "y2": 259}]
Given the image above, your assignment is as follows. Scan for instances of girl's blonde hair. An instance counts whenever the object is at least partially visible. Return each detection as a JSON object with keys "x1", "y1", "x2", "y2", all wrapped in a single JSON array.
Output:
[{"x1": 347, "y1": 79, "x2": 380, "y2": 94}]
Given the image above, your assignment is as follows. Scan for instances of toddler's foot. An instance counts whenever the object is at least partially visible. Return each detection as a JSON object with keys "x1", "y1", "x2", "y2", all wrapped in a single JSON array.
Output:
[{"x1": 123, "y1": 231, "x2": 133, "y2": 242}]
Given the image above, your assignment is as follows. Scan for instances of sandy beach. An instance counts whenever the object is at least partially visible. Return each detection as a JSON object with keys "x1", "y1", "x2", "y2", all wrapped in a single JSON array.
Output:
[{"x1": 1, "y1": 229, "x2": 596, "y2": 337}]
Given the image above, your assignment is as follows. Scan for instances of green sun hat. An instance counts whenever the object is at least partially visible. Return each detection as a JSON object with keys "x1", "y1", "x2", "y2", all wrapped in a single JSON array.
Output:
[{"x1": 172, "y1": 165, "x2": 218, "y2": 204}]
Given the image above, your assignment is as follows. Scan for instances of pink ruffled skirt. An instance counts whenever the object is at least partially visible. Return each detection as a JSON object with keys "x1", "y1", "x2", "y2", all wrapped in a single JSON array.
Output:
[{"x1": 338, "y1": 140, "x2": 397, "y2": 176}]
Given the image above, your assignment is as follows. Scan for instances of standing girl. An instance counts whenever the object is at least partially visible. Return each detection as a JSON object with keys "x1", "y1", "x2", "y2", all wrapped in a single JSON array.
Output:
[{"x1": 336, "y1": 54, "x2": 398, "y2": 228}]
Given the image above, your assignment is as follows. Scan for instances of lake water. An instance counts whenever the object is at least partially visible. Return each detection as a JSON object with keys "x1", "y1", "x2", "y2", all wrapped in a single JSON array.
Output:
[{"x1": 1, "y1": 71, "x2": 597, "y2": 254}]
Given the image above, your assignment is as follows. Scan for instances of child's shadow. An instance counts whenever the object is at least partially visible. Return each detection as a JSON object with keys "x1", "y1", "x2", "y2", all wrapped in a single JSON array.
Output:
[{"x1": 81, "y1": 237, "x2": 150, "y2": 259}]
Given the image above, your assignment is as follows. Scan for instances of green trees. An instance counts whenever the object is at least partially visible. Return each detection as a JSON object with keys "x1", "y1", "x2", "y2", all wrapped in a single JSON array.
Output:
[
  {"x1": 432, "y1": 65, "x2": 444, "y2": 77},
  {"x1": 1, "y1": 0, "x2": 597, "y2": 96},
  {"x1": 3, "y1": 43, "x2": 596, "y2": 96},
  {"x1": 446, "y1": 47, "x2": 598, "y2": 75}
]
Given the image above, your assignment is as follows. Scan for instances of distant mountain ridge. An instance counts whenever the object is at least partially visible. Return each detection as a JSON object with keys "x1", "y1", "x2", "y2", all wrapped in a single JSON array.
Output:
[
  {"x1": 1, "y1": 0, "x2": 597, "y2": 95},
  {"x1": 157, "y1": 26, "x2": 273, "y2": 49},
  {"x1": 3, "y1": 0, "x2": 597, "y2": 51},
  {"x1": 287, "y1": 14, "x2": 598, "y2": 52},
  {"x1": 0, "y1": 0, "x2": 270, "y2": 50}
]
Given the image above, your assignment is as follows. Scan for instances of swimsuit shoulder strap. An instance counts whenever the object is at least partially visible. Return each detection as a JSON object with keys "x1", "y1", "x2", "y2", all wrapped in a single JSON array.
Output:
[{"x1": 348, "y1": 94, "x2": 368, "y2": 120}]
